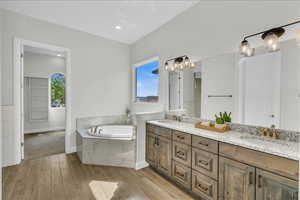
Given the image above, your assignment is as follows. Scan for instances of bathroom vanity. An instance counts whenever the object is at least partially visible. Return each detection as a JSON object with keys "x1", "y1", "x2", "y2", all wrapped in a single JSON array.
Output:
[{"x1": 145, "y1": 120, "x2": 299, "y2": 200}]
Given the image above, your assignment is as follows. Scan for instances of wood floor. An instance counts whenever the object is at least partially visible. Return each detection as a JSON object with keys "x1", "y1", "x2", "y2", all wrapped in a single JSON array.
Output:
[
  {"x1": 24, "y1": 131, "x2": 65, "y2": 160},
  {"x1": 3, "y1": 153, "x2": 195, "y2": 200}
]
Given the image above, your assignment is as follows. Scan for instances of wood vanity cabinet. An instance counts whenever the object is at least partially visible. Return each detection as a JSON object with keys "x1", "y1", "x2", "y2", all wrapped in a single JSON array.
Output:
[
  {"x1": 146, "y1": 124, "x2": 172, "y2": 176},
  {"x1": 157, "y1": 136, "x2": 172, "y2": 175},
  {"x1": 146, "y1": 133, "x2": 157, "y2": 167},
  {"x1": 146, "y1": 124, "x2": 299, "y2": 200},
  {"x1": 219, "y1": 157, "x2": 255, "y2": 200},
  {"x1": 256, "y1": 169, "x2": 298, "y2": 200}
]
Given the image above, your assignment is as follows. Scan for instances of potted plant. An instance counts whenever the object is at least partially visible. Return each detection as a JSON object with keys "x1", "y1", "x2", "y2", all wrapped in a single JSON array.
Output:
[
  {"x1": 215, "y1": 112, "x2": 231, "y2": 129},
  {"x1": 223, "y1": 111, "x2": 232, "y2": 123},
  {"x1": 215, "y1": 113, "x2": 226, "y2": 129}
]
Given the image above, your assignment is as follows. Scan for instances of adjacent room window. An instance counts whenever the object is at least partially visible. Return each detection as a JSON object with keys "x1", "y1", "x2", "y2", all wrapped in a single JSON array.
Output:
[
  {"x1": 51, "y1": 73, "x2": 65, "y2": 107},
  {"x1": 135, "y1": 58, "x2": 159, "y2": 103}
]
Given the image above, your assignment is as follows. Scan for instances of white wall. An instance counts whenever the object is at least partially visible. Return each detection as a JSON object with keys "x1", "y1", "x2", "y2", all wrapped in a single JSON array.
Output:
[
  {"x1": 201, "y1": 53, "x2": 236, "y2": 121},
  {"x1": 24, "y1": 51, "x2": 66, "y2": 133},
  {"x1": 0, "y1": 9, "x2": 3, "y2": 200},
  {"x1": 130, "y1": 1, "x2": 300, "y2": 114},
  {"x1": 1, "y1": 9, "x2": 131, "y2": 166}
]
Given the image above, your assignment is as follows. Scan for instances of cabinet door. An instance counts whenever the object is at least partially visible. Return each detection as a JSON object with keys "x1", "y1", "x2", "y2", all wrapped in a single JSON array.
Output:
[
  {"x1": 256, "y1": 169, "x2": 298, "y2": 200},
  {"x1": 157, "y1": 136, "x2": 172, "y2": 176},
  {"x1": 146, "y1": 134, "x2": 157, "y2": 167},
  {"x1": 219, "y1": 157, "x2": 255, "y2": 200}
]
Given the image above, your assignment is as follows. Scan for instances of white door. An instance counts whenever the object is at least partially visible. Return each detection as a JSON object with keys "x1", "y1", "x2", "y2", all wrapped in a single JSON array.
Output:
[{"x1": 241, "y1": 52, "x2": 281, "y2": 128}]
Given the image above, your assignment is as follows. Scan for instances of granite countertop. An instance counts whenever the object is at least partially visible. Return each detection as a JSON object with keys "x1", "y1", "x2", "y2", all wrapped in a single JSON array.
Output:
[{"x1": 148, "y1": 120, "x2": 300, "y2": 161}]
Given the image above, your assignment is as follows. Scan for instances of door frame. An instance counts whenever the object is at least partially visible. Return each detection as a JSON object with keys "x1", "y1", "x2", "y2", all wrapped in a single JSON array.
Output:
[{"x1": 14, "y1": 38, "x2": 72, "y2": 163}]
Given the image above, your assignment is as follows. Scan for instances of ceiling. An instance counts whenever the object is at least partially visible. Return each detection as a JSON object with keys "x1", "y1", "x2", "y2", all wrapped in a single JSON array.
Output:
[{"x1": 0, "y1": 1, "x2": 199, "y2": 44}]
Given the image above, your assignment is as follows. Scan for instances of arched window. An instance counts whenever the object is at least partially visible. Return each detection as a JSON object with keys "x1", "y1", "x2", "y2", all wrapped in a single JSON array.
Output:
[{"x1": 51, "y1": 73, "x2": 65, "y2": 108}]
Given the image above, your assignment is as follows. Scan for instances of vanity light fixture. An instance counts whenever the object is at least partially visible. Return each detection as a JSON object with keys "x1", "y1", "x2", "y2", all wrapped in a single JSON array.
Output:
[
  {"x1": 239, "y1": 20, "x2": 300, "y2": 56},
  {"x1": 164, "y1": 55, "x2": 195, "y2": 72}
]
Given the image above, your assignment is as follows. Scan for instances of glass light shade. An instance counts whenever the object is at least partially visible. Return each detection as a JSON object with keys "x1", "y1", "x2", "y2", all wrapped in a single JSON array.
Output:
[
  {"x1": 190, "y1": 62, "x2": 195, "y2": 68},
  {"x1": 174, "y1": 63, "x2": 178, "y2": 70},
  {"x1": 184, "y1": 57, "x2": 190, "y2": 68},
  {"x1": 245, "y1": 48, "x2": 255, "y2": 57},
  {"x1": 296, "y1": 28, "x2": 300, "y2": 46},
  {"x1": 170, "y1": 64, "x2": 175, "y2": 71},
  {"x1": 239, "y1": 40, "x2": 250, "y2": 55},
  {"x1": 264, "y1": 33, "x2": 280, "y2": 52},
  {"x1": 164, "y1": 62, "x2": 169, "y2": 71},
  {"x1": 179, "y1": 63, "x2": 184, "y2": 70}
]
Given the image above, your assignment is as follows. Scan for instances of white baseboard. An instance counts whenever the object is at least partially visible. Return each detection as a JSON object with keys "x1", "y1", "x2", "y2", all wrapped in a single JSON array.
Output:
[
  {"x1": 2, "y1": 157, "x2": 21, "y2": 167},
  {"x1": 24, "y1": 127, "x2": 65, "y2": 134},
  {"x1": 66, "y1": 146, "x2": 77, "y2": 154},
  {"x1": 135, "y1": 160, "x2": 149, "y2": 170}
]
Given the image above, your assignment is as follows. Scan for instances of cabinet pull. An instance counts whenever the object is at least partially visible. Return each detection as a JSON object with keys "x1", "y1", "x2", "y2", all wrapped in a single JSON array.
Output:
[
  {"x1": 197, "y1": 183, "x2": 209, "y2": 192},
  {"x1": 248, "y1": 172, "x2": 253, "y2": 185},
  {"x1": 176, "y1": 171, "x2": 185, "y2": 178},
  {"x1": 176, "y1": 151, "x2": 185, "y2": 157},
  {"x1": 258, "y1": 175, "x2": 262, "y2": 188},
  {"x1": 177, "y1": 135, "x2": 185, "y2": 140},
  {"x1": 198, "y1": 141, "x2": 209, "y2": 146},
  {"x1": 157, "y1": 137, "x2": 160, "y2": 146},
  {"x1": 154, "y1": 137, "x2": 157, "y2": 145},
  {"x1": 198, "y1": 160, "x2": 209, "y2": 166}
]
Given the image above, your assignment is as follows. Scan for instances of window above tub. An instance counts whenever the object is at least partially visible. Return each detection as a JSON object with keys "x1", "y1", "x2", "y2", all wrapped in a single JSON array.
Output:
[{"x1": 133, "y1": 57, "x2": 160, "y2": 103}]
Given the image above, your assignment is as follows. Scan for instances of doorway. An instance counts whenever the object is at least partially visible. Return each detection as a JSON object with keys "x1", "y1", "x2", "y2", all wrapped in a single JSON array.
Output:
[{"x1": 14, "y1": 39, "x2": 71, "y2": 162}]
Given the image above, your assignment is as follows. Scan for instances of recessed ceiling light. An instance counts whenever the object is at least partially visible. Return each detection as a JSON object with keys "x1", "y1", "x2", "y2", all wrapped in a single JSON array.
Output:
[
  {"x1": 115, "y1": 25, "x2": 121, "y2": 30},
  {"x1": 57, "y1": 54, "x2": 62, "y2": 57}
]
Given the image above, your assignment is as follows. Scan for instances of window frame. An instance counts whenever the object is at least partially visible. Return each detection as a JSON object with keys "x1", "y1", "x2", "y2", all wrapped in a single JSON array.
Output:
[
  {"x1": 132, "y1": 56, "x2": 160, "y2": 104},
  {"x1": 50, "y1": 72, "x2": 66, "y2": 109}
]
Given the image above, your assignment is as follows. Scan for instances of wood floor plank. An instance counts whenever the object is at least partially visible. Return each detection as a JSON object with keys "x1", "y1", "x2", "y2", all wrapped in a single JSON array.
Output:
[{"x1": 3, "y1": 153, "x2": 195, "y2": 200}]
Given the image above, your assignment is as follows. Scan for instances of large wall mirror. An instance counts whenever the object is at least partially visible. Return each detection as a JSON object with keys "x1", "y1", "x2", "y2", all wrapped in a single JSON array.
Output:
[{"x1": 169, "y1": 39, "x2": 300, "y2": 132}]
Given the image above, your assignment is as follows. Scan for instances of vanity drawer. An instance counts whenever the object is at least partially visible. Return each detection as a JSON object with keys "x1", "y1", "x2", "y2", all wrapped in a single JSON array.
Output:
[
  {"x1": 192, "y1": 170, "x2": 218, "y2": 200},
  {"x1": 192, "y1": 135, "x2": 218, "y2": 154},
  {"x1": 173, "y1": 142, "x2": 191, "y2": 167},
  {"x1": 172, "y1": 161, "x2": 191, "y2": 189},
  {"x1": 219, "y1": 142, "x2": 299, "y2": 180},
  {"x1": 192, "y1": 148, "x2": 218, "y2": 180},
  {"x1": 173, "y1": 130, "x2": 192, "y2": 145},
  {"x1": 146, "y1": 124, "x2": 172, "y2": 139}
]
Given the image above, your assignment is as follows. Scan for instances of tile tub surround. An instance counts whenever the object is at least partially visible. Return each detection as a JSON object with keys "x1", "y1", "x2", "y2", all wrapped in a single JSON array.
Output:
[
  {"x1": 148, "y1": 120, "x2": 299, "y2": 160},
  {"x1": 165, "y1": 114, "x2": 300, "y2": 142},
  {"x1": 76, "y1": 115, "x2": 136, "y2": 168},
  {"x1": 76, "y1": 131, "x2": 136, "y2": 168}
]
